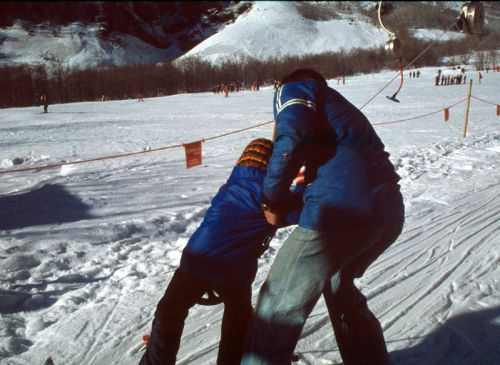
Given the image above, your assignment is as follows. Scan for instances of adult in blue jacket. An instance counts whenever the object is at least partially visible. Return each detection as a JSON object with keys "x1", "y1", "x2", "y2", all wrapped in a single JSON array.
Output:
[
  {"x1": 139, "y1": 138, "x2": 302, "y2": 365},
  {"x1": 242, "y1": 69, "x2": 405, "y2": 365}
]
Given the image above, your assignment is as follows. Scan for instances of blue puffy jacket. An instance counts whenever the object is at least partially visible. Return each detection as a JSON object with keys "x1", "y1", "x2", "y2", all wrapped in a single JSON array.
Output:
[
  {"x1": 263, "y1": 80, "x2": 404, "y2": 231},
  {"x1": 180, "y1": 165, "x2": 301, "y2": 288}
]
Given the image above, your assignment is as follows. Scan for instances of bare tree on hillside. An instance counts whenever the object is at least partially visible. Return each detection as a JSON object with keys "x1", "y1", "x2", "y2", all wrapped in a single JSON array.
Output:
[
  {"x1": 474, "y1": 50, "x2": 487, "y2": 70},
  {"x1": 487, "y1": 49, "x2": 498, "y2": 69}
]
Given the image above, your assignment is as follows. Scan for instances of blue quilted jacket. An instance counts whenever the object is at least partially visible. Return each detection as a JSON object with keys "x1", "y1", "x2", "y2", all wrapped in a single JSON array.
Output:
[
  {"x1": 180, "y1": 165, "x2": 301, "y2": 288},
  {"x1": 263, "y1": 80, "x2": 404, "y2": 231}
]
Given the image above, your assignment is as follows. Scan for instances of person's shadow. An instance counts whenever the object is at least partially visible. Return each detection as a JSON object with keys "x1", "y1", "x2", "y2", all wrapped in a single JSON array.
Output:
[
  {"x1": 388, "y1": 306, "x2": 500, "y2": 364},
  {"x1": 253, "y1": 306, "x2": 500, "y2": 364},
  {"x1": 0, "y1": 183, "x2": 92, "y2": 230}
]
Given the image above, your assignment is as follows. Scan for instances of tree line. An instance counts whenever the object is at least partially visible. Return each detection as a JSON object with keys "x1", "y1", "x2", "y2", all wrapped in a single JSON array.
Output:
[{"x1": 0, "y1": 32, "x2": 498, "y2": 109}]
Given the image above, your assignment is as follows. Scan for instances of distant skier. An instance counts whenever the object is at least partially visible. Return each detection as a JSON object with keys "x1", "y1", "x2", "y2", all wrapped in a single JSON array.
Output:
[
  {"x1": 40, "y1": 94, "x2": 49, "y2": 113},
  {"x1": 139, "y1": 138, "x2": 303, "y2": 365}
]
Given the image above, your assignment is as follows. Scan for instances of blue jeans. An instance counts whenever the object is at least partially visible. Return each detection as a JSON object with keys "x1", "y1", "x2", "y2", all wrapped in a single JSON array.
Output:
[{"x1": 241, "y1": 223, "x2": 403, "y2": 365}]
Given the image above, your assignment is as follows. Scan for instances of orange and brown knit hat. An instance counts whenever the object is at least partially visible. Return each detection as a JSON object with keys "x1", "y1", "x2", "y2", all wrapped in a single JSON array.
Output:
[{"x1": 236, "y1": 138, "x2": 273, "y2": 171}]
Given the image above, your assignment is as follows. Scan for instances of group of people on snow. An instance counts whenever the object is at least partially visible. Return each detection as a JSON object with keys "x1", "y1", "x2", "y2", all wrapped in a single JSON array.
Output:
[
  {"x1": 213, "y1": 81, "x2": 261, "y2": 96},
  {"x1": 435, "y1": 67, "x2": 468, "y2": 86},
  {"x1": 140, "y1": 69, "x2": 405, "y2": 365},
  {"x1": 408, "y1": 70, "x2": 420, "y2": 78}
]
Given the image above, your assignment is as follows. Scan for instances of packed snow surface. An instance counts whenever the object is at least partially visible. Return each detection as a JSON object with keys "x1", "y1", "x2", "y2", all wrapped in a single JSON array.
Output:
[{"x1": 0, "y1": 68, "x2": 499, "y2": 365}]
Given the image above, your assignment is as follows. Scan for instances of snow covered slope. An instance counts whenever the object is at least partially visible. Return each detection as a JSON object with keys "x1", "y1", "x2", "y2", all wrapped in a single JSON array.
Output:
[
  {"x1": 179, "y1": 1, "x2": 390, "y2": 63},
  {"x1": 0, "y1": 67, "x2": 499, "y2": 364},
  {"x1": 0, "y1": 1, "x2": 244, "y2": 70},
  {"x1": 0, "y1": 22, "x2": 174, "y2": 70}
]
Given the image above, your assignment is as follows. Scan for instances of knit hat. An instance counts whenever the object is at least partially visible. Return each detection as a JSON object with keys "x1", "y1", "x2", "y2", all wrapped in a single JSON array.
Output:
[{"x1": 236, "y1": 138, "x2": 273, "y2": 171}]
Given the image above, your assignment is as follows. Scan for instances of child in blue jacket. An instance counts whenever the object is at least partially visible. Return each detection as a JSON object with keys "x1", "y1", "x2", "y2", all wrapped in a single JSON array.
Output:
[{"x1": 139, "y1": 138, "x2": 302, "y2": 365}]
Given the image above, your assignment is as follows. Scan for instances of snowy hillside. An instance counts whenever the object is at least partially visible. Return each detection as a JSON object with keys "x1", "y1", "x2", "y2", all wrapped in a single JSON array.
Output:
[
  {"x1": 0, "y1": 1, "x2": 472, "y2": 70},
  {"x1": 178, "y1": 1, "x2": 390, "y2": 63},
  {"x1": 0, "y1": 66, "x2": 499, "y2": 365},
  {"x1": 0, "y1": 22, "x2": 174, "y2": 70},
  {"x1": 0, "y1": 1, "x2": 245, "y2": 70},
  {"x1": 179, "y1": 1, "x2": 473, "y2": 64},
  {"x1": 410, "y1": 28, "x2": 466, "y2": 41}
]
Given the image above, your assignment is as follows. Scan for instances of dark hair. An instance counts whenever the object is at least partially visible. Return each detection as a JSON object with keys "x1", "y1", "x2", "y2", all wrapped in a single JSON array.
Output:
[{"x1": 280, "y1": 68, "x2": 327, "y2": 86}]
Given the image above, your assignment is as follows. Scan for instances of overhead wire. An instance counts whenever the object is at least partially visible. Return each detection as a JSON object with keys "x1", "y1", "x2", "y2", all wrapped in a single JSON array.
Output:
[{"x1": 359, "y1": 20, "x2": 461, "y2": 110}]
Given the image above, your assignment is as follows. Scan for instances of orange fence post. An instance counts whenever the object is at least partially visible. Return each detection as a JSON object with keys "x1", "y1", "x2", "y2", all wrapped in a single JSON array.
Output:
[{"x1": 444, "y1": 108, "x2": 449, "y2": 122}]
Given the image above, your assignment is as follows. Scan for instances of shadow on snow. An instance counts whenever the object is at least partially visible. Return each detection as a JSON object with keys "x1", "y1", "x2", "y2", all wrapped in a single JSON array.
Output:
[
  {"x1": 389, "y1": 306, "x2": 500, "y2": 365},
  {"x1": 0, "y1": 183, "x2": 92, "y2": 230},
  {"x1": 296, "y1": 306, "x2": 500, "y2": 364}
]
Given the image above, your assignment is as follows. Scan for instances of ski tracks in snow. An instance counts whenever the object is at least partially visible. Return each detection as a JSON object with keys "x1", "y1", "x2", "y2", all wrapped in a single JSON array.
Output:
[
  {"x1": 289, "y1": 133, "x2": 500, "y2": 364},
  {"x1": 361, "y1": 141, "x2": 499, "y2": 364},
  {"x1": 290, "y1": 176, "x2": 500, "y2": 364}
]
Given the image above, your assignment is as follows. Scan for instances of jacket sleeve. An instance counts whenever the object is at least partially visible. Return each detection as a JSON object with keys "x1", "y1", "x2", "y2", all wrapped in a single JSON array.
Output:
[{"x1": 262, "y1": 82, "x2": 317, "y2": 207}]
